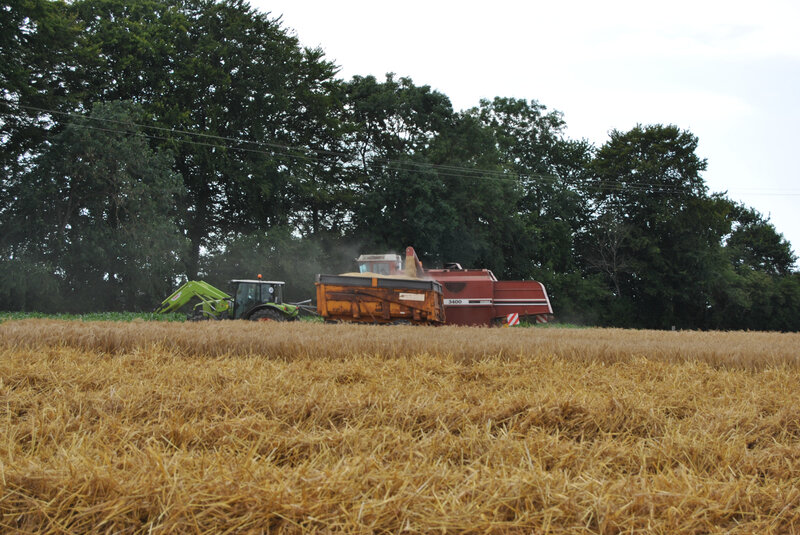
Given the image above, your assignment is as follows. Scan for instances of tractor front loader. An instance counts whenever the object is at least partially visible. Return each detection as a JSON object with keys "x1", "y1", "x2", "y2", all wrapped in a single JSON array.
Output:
[{"x1": 155, "y1": 277, "x2": 299, "y2": 321}]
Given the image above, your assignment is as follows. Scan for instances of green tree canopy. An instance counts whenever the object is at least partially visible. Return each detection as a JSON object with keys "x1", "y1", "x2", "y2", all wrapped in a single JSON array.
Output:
[
  {"x1": 1, "y1": 1, "x2": 797, "y2": 329},
  {"x1": 585, "y1": 124, "x2": 726, "y2": 328},
  {"x1": 726, "y1": 204, "x2": 796, "y2": 276},
  {"x1": 9, "y1": 0, "x2": 345, "y2": 278},
  {"x1": 3, "y1": 101, "x2": 186, "y2": 311}
]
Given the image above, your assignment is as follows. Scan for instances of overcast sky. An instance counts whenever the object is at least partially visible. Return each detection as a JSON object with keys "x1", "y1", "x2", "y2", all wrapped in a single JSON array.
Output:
[{"x1": 252, "y1": 0, "x2": 800, "y2": 259}]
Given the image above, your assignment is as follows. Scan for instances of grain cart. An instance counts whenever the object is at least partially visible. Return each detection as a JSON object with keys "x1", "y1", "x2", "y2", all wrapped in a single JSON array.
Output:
[
  {"x1": 315, "y1": 270, "x2": 445, "y2": 325},
  {"x1": 155, "y1": 277, "x2": 299, "y2": 321}
]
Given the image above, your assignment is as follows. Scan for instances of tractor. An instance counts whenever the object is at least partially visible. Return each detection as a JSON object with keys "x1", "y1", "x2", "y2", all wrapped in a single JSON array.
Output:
[{"x1": 155, "y1": 276, "x2": 299, "y2": 321}]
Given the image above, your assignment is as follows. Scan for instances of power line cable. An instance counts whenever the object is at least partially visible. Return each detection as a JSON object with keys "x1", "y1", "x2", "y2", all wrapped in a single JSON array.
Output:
[
  {"x1": 4, "y1": 101, "x2": 795, "y2": 196},
  {"x1": 0, "y1": 101, "x2": 712, "y2": 194},
  {"x1": 55, "y1": 120, "x2": 706, "y2": 196},
  {"x1": 0, "y1": 102, "x2": 683, "y2": 189}
]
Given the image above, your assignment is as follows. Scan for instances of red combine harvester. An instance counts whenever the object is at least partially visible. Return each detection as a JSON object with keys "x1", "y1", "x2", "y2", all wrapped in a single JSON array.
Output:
[{"x1": 356, "y1": 247, "x2": 553, "y2": 327}]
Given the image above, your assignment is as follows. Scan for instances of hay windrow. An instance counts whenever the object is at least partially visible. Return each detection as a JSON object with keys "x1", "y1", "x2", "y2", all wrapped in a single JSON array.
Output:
[{"x1": 1, "y1": 320, "x2": 800, "y2": 533}]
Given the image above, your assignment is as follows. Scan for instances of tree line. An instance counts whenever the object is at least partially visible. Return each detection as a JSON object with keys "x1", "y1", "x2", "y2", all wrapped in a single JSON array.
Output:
[{"x1": 2, "y1": 0, "x2": 798, "y2": 330}]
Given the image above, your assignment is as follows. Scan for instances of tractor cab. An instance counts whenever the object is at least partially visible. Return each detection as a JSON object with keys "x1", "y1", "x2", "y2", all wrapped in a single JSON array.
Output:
[
  {"x1": 230, "y1": 279, "x2": 285, "y2": 319},
  {"x1": 356, "y1": 254, "x2": 403, "y2": 276}
]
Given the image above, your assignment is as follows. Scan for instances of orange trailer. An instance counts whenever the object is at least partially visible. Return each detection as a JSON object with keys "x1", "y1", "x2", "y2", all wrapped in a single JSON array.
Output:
[{"x1": 315, "y1": 273, "x2": 445, "y2": 325}]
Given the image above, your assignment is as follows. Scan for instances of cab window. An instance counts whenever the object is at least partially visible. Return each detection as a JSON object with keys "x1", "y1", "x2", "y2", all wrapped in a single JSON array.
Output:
[
  {"x1": 235, "y1": 283, "x2": 258, "y2": 319},
  {"x1": 261, "y1": 284, "x2": 279, "y2": 303}
]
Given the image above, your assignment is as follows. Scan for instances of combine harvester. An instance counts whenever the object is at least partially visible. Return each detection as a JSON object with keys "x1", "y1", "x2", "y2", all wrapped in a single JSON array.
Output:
[
  {"x1": 357, "y1": 247, "x2": 552, "y2": 326},
  {"x1": 318, "y1": 247, "x2": 553, "y2": 327}
]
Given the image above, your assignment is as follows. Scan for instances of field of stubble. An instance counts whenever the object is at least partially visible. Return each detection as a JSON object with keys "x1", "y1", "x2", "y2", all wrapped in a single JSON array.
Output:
[{"x1": 1, "y1": 319, "x2": 799, "y2": 534}]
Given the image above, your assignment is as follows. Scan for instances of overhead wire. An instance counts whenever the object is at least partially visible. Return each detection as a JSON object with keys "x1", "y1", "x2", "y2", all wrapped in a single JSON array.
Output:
[
  {"x1": 3, "y1": 102, "x2": 686, "y2": 192},
  {"x1": 2, "y1": 101, "x2": 795, "y2": 196},
  {"x1": 0, "y1": 101, "x2": 713, "y2": 194},
  {"x1": 0, "y1": 102, "x2": 676, "y2": 191}
]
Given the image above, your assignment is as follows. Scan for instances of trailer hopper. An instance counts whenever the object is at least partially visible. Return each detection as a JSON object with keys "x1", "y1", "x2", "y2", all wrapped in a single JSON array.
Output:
[{"x1": 315, "y1": 273, "x2": 445, "y2": 325}]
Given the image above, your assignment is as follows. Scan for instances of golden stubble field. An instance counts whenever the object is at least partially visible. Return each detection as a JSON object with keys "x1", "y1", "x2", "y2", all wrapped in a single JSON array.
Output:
[{"x1": 1, "y1": 319, "x2": 799, "y2": 534}]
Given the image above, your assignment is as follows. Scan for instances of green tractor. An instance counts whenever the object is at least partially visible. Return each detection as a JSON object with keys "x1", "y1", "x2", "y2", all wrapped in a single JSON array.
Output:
[{"x1": 155, "y1": 278, "x2": 299, "y2": 321}]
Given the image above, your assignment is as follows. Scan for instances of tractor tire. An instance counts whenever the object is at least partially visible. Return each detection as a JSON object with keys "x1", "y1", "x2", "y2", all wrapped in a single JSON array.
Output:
[{"x1": 249, "y1": 308, "x2": 287, "y2": 322}]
